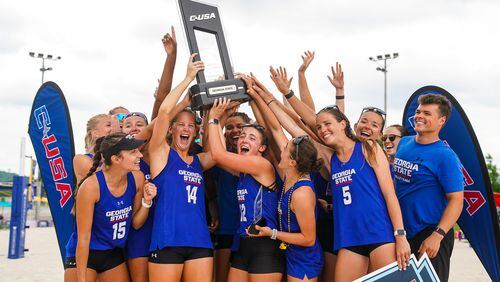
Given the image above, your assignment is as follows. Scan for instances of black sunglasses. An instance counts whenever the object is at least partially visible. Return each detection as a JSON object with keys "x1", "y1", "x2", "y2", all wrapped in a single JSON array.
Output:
[
  {"x1": 241, "y1": 123, "x2": 266, "y2": 132},
  {"x1": 361, "y1": 107, "x2": 386, "y2": 119},
  {"x1": 292, "y1": 135, "x2": 309, "y2": 160},
  {"x1": 381, "y1": 134, "x2": 401, "y2": 142},
  {"x1": 318, "y1": 105, "x2": 340, "y2": 114}
]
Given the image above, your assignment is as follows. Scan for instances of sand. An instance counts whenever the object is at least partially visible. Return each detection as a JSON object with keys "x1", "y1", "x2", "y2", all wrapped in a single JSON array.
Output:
[{"x1": 0, "y1": 227, "x2": 492, "y2": 281}]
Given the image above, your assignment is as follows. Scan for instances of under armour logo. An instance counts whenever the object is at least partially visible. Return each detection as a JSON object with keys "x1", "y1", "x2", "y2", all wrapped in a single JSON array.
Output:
[
  {"x1": 151, "y1": 253, "x2": 158, "y2": 258},
  {"x1": 117, "y1": 200, "x2": 124, "y2": 206}
]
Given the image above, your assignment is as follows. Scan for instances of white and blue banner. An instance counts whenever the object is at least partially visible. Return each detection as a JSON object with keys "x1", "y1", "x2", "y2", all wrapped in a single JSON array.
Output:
[
  {"x1": 403, "y1": 86, "x2": 500, "y2": 281},
  {"x1": 28, "y1": 81, "x2": 75, "y2": 264}
]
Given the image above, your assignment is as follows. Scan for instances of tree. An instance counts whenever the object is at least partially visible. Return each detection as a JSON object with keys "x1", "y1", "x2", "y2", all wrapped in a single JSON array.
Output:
[{"x1": 486, "y1": 154, "x2": 500, "y2": 193}]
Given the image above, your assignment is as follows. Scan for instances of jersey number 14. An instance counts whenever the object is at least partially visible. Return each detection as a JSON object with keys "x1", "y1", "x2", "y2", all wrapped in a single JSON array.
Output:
[{"x1": 186, "y1": 185, "x2": 198, "y2": 204}]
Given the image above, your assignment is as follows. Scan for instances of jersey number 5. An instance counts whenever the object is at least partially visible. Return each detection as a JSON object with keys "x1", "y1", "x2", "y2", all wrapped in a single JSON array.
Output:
[
  {"x1": 186, "y1": 185, "x2": 198, "y2": 204},
  {"x1": 342, "y1": 186, "x2": 352, "y2": 205}
]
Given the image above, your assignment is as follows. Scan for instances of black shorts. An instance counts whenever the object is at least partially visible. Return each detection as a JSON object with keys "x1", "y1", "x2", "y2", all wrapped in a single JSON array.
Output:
[
  {"x1": 317, "y1": 217, "x2": 334, "y2": 254},
  {"x1": 230, "y1": 237, "x2": 285, "y2": 274},
  {"x1": 409, "y1": 226, "x2": 454, "y2": 282},
  {"x1": 344, "y1": 242, "x2": 393, "y2": 257},
  {"x1": 215, "y1": 234, "x2": 234, "y2": 250},
  {"x1": 64, "y1": 248, "x2": 125, "y2": 273},
  {"x1": 149, "y1": 246, "x2": 213, "y2": 264}
]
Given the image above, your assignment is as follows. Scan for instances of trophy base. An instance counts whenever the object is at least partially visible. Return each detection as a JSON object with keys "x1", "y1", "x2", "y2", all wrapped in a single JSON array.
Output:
[
  {"x1": 189, "y1": 78, "x2": 250, "y2": 111},
  {"x1": 248, "y1": 218, "x2": 266, "y2": 235}
]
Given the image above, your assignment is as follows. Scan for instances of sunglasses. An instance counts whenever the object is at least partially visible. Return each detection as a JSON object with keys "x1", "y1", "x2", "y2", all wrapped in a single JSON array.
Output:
[
  {"x1": 116, "y1": 113, "x2": 127, "y2": 122},
  {"x1": 124, "y1": 112, "x2": 149, "y2": 124},
  {"x1": 292, "y1": 135, "x2": 309, "y2": 160},
  {"x1": 318, "y1": 105, "x2": 340, "y2": 114},
  {"x1": 241, "y1": 123, "x2": 266, "y2": 132},
  {"x1": 381, "y1": 134, "x2": 401, "y2": 142},
  {"x1": 361, "y1": 107, "x2": 386, "y2": 119}
]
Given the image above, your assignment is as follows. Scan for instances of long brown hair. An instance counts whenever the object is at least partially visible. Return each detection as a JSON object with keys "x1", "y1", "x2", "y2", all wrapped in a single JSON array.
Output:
[
  {"x1": 84, "y1": 114, "x2": 109, "y2": 153},
  {"x1": 317, "y1": 107, "x2": 377, "y2": 165}
]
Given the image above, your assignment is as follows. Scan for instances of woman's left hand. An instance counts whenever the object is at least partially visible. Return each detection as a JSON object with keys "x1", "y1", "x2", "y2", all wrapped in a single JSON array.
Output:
[
  {"x1": 246, "y1": 225, "x2": 272, "y2": 237},
  {"x1": 208, "y1": 97, "x2": 231, "y2": 120},
  {"x1": 395, "y1": 235, "x2": 411, "y2": 271},
  {"x1": 143, "y1": 181, "x2": 157, "y2": 203}
]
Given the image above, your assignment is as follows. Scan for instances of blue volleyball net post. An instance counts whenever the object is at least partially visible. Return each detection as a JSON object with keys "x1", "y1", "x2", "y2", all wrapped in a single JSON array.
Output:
[{"x1": 8, "y1": 175, "x2": 30, "y2": 259}]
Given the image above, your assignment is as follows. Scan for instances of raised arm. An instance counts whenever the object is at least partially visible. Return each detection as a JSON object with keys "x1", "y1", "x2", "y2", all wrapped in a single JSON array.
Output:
[
  {"x1": 298, "y1": 50, "x2": 316, "y2": 111},
  {"x1": 152, "y1": 26, "x2": 177, "y2": 119},
  {"x1": 327, "y1": 62, "x2": 345, "y2": 113},
  {"x1": 149, "y1": 54, "x2": 204, "y2": 178},
  {"x1": 208, "y1": 98, "x2": 275, "y2": 186}
]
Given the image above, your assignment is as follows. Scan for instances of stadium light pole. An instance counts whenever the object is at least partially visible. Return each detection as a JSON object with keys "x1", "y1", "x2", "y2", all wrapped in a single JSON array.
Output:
[
  {"x1": 369, "y1": 53, "x2": 398, "y2": 114},
  {"x1": 28, "y1": 52, "x2": 62, "y2": 84}
]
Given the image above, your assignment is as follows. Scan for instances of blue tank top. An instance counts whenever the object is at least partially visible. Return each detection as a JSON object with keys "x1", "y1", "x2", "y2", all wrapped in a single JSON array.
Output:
[
  {"x1": 149, "y1": 149, "x2": 212, "y2": 250},
  {"x1": 211, "y1": 166, "x2": 239, "y2": 235},
  {"x1": 310, "y1": 172, "x2": 332, "y2": 220},
  {"x1": 236, "y1": 173, "x2": 279, "y2": 237},
  {"x1": 280, "y1": 179, "x2": 323, "y2": 279},
  {"x1": 330, "y1": 142, "x2": 394, "y2": 250},
  {"x1": 66, "y1": 170, "x2": 136, "y2": 257},
  {"x1": 125, "y1": 159, "x2": 155, "y2": 258}
]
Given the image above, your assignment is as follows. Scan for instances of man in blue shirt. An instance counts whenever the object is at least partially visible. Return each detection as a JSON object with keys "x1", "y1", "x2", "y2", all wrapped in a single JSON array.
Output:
[{"x1": 394, "y1": 94, "x2": 464, "y2": 282}]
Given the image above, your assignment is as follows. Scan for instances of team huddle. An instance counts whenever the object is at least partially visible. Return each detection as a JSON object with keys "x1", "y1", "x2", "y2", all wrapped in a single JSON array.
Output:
[{"x1": 63, "y1": 28, "x2": 464, "y2": 282}]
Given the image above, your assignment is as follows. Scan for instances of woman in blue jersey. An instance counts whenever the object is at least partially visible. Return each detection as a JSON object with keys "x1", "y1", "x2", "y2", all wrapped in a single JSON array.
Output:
[
  {"x1": 148, "y1": 54, "x2": 215, "y2": 282},
  {"x1": 239, "y1": 75, "x2": 324, "y2": 281},
  {"x1": 250, "y1": 71, "x2": 411, "y2": 281},
  {"x1": 208, "y1": 98, "x2": 284, "y2": 282},
  {"x1": 74, "y1": 114, "x2": 112, "y2": 183},
  {"x1": 64, "y1": 132, "x2": 157, "y2": 282}
]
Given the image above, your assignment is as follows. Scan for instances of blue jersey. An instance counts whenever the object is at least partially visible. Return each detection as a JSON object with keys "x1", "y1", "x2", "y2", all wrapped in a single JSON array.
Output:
[
  {"x1": 236, "y1": 173, "x2": 279, "y2": 237},
  {"x1": 150, "y1": 149, "x2": 212, "y2": 251},
  {"x1": 125, "y1": 159, "x2": 154, "y2": 259},
  {"x1": 330, "y1": 141, "x2": 394, "y2": 250},
  {"x1": 280, "y1": 179, "x2": 323, "y2": 279},
  {"x1": 394, "y1": 136, "x2": 463, "y2": 238},
  {"x1": 211, "y1": 166, "x2": 239, "y2": 235},
  {"x1": 310, "y1": 172, "x2": 332, "y2": 220},
  {"x1": 66, "y1": 170, "x2": 136, "y2": 257}
]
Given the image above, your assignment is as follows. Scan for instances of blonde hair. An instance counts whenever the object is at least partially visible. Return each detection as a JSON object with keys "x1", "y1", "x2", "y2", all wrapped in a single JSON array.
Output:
[{"x1": 84, "y1": 114, "x2": 109, "y2": 153}]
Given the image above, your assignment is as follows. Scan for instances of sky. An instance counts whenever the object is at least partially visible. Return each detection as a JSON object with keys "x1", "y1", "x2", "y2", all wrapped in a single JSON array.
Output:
[{"x1": 1, "y1": 0, "x2": 499, "y2": 175}]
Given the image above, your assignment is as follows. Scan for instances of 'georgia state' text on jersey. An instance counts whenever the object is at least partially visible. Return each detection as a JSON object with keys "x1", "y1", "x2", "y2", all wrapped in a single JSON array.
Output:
[{"x1": 330, "y1": 141, "x2": 394, "y2": 251}]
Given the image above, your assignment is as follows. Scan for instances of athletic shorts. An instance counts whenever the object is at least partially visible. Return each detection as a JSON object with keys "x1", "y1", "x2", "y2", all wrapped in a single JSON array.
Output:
[
  {"x1": 149, "y1": 246, "x2": 213, "y2": 264},
  {"x1": 317, "y1": 217, "x2": 334, "y2": 254},
  {"x1": 215, "y1": 234, "x2": 235, "y2": 250},
  {"x1": 230, "y1": 237, "x2": 285, "y2": 274},
  {"x1": 64, "y1": 247, "x2": 125, "y2": 273},
  {"x1": 344, "y1": 242, "x2": 393, "y2": 257},
  {"x1": 409, "y1": 226, "x2": 454, "y2": 282}
]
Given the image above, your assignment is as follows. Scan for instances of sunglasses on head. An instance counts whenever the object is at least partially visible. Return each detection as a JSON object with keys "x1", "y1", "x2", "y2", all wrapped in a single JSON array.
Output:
[
  {"x1": 116, "y1": 113, "x2": 127, "y2": 122},
  {"x1": 361, "y1": 107, "x2": 386, "y2": 119},
  {"x1": 381, "y1": 134, "x2": 401, "y2": 142},
  {"x1": 292, "y1": 135, "x2": 309, "y2": 160},
  {"x1": 318, "y1": 105, "x2": 340, "y2": 114},
  {"x1": 241, "y1": 123, "x2": 266, "y2": 132},
  {"x1": 124, "y1": 112, "x2": 149, "y2": 124}
]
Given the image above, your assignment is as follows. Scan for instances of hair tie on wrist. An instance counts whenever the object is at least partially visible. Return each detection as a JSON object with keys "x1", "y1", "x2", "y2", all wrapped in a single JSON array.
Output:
[
  {"x1": 284, "y1": 90, "x2": 295, "y2": 99},
  {"x1": 266, "y1": 100, "x2": 276, "y2": 106},
  {"x1": 336, "y1": 95, "x2": 345, "y2": 100}
]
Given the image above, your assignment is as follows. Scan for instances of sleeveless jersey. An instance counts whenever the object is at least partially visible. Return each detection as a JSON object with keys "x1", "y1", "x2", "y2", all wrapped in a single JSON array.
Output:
[
  {"x1": 310, "y1": 172, "x2": 332, "y2": 220},
  {"x1": 149, "y1": 149, "x2": 212, "y2": 251},
  {"x1": 236, "y1": 173, "x2": 279, "y2": 237},
  {"x1": 280, "y1": 179, "x2": 323, "y2": 279},
  {"x1": 211, "y1": 166, "x2": 239, "y2": 235},
  {"x1": 330, "y1": 141, "x2": 394, "y2": 251},
  {"x1": 125, "y1": 159, "x2": 155, "y2": 258},
  {"x1": 66, "y1": 170, "x2": 136, "y2": 257}
]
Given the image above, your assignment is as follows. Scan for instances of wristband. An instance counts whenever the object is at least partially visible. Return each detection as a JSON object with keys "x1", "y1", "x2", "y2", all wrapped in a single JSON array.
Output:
[
  {"x1": 394, "y1": 229, "x2": 407, "y2": 237},
  {"x1": 208, "y1": 118, "x2": 219, "y2": 125},
  {"x1": 284, "y1": 90, "x2": 295, "y2": 99},
  {"x1": 336, "y1": 95, "x2": 345, "y2": 100},
  {"x1": 434, "y1": 226, "x2": 446, "y2": 237},
  {"x1": 142, "y1": 198, "x2": 152, "y2": 208},
  {"x1": 271, "y1": 228, "x2": 278, "y2": 240}
]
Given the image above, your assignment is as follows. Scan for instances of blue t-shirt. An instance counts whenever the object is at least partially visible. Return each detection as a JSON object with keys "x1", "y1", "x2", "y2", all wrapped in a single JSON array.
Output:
[
  {"x1": 330, "y1": 142, "x2": 394, "y2": 250},
  {"x1": 394, "y1": 136, "x2": 463, "y2": 238},
  {"x1": 66, "y1": 171, "x2": 136, "y2": 257},
  {"x1": 149, "y1": 149, "x2": 212, "y2": 251},
  {"x1": 211, "y1": 166, "x2": 239, "y2": 235}
]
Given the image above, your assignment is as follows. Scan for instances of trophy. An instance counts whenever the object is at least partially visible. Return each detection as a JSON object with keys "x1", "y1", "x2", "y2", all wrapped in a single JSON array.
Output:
[
  {"x1": 178, "y1": 0, "x2": 250, "y2": 110},
  {"x1": 247, "y1": 187, "x2": 266, "y2": 235}
]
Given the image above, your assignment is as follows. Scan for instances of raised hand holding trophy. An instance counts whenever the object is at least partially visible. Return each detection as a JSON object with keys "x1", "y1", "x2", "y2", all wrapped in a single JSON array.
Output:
[{"x1": 178, "y1": 0, "x2": 250, "y2": 110}]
